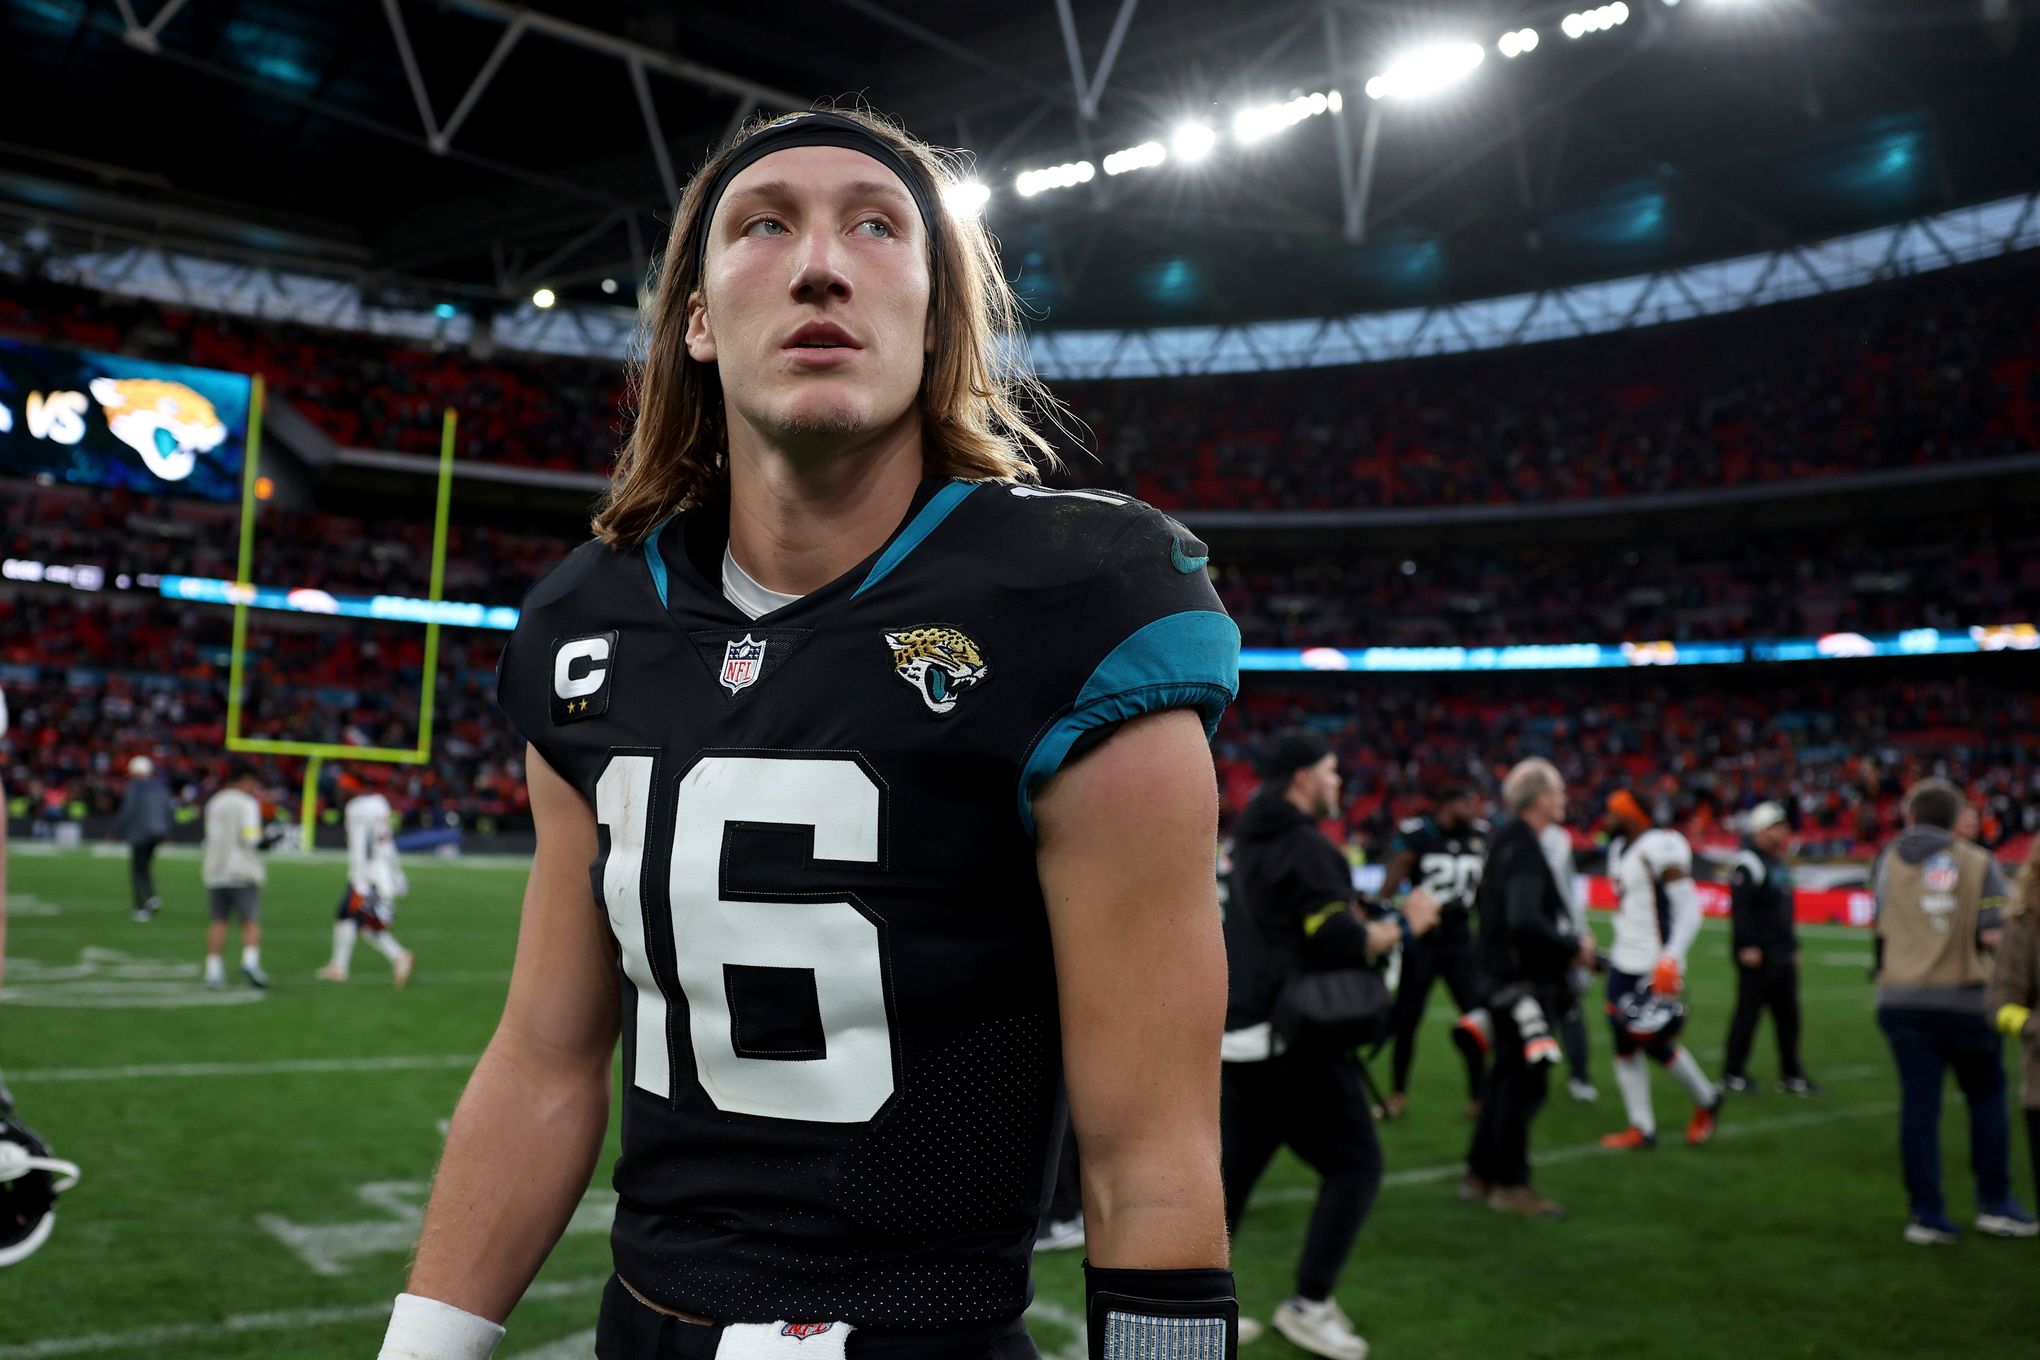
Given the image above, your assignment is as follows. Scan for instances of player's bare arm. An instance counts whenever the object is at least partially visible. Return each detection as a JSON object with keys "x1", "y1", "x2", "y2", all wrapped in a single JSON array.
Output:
[
  {"x1": 400, "y1": 745, "x2": 619, "y2": 1326},
  {"x1": 1036, "y1": 708, "x2": 1229, "y2": 1271}
]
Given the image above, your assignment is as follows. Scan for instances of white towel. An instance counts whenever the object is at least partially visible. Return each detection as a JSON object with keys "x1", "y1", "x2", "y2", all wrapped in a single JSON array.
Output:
[{"x1": 715, "y1": 1321, "x2": 854, "y2": 1358}]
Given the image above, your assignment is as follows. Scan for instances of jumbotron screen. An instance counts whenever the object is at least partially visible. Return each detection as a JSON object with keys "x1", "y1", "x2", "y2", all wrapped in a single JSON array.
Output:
[{"x1": 0, "y1": 337, "x2": 252, "y2": 501}]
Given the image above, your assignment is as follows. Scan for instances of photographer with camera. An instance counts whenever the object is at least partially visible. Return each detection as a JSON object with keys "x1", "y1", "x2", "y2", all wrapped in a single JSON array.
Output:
[
  {"x1": 1220, "y1": 729, "x2": 1439, "y2": 1359},
  {"x1": 1463, "y1": 758, "x2": 1598, "y2": 1220}
]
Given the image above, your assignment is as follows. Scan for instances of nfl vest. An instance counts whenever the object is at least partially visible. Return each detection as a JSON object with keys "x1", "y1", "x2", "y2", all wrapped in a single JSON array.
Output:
[{"x1": 1877, "y1": 838, "x2": 1994, "y2": 1000}]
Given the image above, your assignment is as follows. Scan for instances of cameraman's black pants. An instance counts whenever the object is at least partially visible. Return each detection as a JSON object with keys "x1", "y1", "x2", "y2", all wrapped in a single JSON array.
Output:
[
  {"x1": 1221, "y1": 1045, "x2": 1382, "y2": 1302},
  {"x1": 1467, "y1": 1032, "x2": 1551, "y2": 1189}
]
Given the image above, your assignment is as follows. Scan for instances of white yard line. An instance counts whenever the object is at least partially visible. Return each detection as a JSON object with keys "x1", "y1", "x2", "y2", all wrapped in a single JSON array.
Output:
[
  {"x1": 7, "y1": 1054, "x2": 478, "y2": 1083},
  {"x1": 0, "y1": 1275, "x2": 607, "y2": 1359},
  {"x1": 1252, "y1": 1098, "x2": 1898, "y2": 1205}
]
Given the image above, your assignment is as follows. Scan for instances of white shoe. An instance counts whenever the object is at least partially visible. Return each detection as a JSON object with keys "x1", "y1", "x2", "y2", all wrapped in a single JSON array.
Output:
[
  {"x1": 1272, "y1": 1297, "x2": 1368, "y2": 1360},
  {"x1": 1033, "y1": 1215, "x2": 1085, "y2": 1252},
  {"x1": 1238, "y1": 1317, "x2": 1264, "y2": 1344},
  {"x1": 1568, "y1": 1078, "x2": 1599, "y2": 1103},
  {"x1": 392, "y1": 951, "x2": 415, "y2": 990},
  {"x1": 316, "y1": 965, "x2": 348, "y2": 983}
]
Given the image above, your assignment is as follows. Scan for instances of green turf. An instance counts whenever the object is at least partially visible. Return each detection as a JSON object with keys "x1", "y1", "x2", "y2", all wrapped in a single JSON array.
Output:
[{"x1": 1, "y1": 846, "x2": 2032, "y2": 1358}]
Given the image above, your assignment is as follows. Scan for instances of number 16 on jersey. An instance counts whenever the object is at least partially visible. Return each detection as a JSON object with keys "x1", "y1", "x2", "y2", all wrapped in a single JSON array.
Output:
[{"x1": 595, "y1": 751, "x2": 898, "y2": 1124}]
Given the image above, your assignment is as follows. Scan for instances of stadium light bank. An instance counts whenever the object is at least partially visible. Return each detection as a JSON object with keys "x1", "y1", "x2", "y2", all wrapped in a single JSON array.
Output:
[{"x1": 949, "y1": 0, "x2": 1723, "y2": 213}]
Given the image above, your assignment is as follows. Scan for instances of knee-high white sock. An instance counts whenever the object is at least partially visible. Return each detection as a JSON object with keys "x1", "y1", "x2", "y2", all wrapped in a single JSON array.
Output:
[
  {"x1": 368, "y1": 930, "x2": 407, "y2": 963},
  {"x1": 1665, "y1": 1046, "x2": 1718, "y2": 1107},
  {"x1": 1615, "y1": 1054, "x2": 1655, "y2": 1136},
  {"x1": 330, "y1": 920, "x2": 358, "y2": 972}
]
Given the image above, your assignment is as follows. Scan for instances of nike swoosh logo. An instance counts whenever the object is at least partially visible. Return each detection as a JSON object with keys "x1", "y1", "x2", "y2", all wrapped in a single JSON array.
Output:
[{"x1": 1171, "y1": 539, "x2": 1209, "y2": 574}]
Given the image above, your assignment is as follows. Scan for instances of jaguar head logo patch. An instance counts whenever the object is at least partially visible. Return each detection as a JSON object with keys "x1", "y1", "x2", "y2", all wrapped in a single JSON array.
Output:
[{"x1": 884, "y1": 625, "x2": 989, "y2": 715}]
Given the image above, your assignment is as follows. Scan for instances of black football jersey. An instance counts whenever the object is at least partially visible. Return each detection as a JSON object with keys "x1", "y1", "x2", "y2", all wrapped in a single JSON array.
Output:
[
  {"x1": 1391, "y1": 816, "x2": 1491, "y2": 919},
  {"x1": 496, "y1": 477, "x2": 1238, "y2": 1329}
]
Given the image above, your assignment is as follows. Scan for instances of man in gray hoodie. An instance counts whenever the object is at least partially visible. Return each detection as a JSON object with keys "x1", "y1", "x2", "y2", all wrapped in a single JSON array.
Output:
[{"x1": 114, "y1": 756, "x2": 174, "y2": 922}]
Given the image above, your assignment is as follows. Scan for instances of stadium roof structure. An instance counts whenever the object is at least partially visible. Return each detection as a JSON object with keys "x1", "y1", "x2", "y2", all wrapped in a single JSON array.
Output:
[{"x1": 2, "y1": 0, "x2": 2038, "y2": 336}]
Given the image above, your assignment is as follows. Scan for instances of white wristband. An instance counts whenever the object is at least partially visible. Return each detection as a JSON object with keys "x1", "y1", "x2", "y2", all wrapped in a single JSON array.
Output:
[{"x1": 377, "y1": 1293, "x2": 505, "y2": 1360}]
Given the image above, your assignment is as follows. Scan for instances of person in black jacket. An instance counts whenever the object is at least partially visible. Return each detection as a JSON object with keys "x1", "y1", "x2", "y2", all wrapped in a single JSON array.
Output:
[
  {"x1": 1221, "y1": 729, "x2": 1438, "y2": 1360},
  {"x1": 1464, "y1": 757, "x2": 1596, "y2": 1220},
  {"x1": 1721, "y1": 802, "x2": 1818, "y2": 1095}
]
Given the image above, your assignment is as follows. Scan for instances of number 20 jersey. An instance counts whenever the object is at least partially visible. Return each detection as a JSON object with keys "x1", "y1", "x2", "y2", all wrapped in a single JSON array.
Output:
[{"x1": 496, "y1": 478, "x2": 1239, "y2": 1329}]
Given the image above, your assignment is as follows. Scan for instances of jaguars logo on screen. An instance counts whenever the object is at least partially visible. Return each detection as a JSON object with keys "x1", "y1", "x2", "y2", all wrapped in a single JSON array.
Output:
[
  {"x1": 885, "y1": 625, "x2": 989, "y2": 715},
  {"x1": 87, "y1": 377, "x2": 227, "y2": 483}
]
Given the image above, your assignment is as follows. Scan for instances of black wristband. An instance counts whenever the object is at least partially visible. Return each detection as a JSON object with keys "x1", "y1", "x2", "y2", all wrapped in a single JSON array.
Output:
[{"x1": 1084, "y1": 1263, "x2": 1238, "y2": 1360}]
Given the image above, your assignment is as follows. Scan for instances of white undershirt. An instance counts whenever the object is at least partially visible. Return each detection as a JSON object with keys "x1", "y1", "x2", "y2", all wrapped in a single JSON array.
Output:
[{"x1": 721, "y1": 544, "x2": 806, "y2": 621}]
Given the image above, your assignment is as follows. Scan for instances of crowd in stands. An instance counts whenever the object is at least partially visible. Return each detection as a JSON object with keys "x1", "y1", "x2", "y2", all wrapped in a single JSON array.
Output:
[
  {"x1": 4, "y1": 588, "x2": 2033, "y2": 869},
  {"x1": 1, "y1": 481, "x2": 563, "y2": 604},
  {"x1": 3, "y1": 249, "x2": 2036, "y2": 512},
  {"x1": 1215, "y1": 507, "x2": 2040, "y2": 647},
  {"x1": 6, "y1": 481, "x2": 2033, "y2": 649},
  {"x1": 0, "y1": 592, "x2": 524, "y2": 834},
  {"x1": 1216, "y1": 672, "x2": 2040, "y2": 867}
]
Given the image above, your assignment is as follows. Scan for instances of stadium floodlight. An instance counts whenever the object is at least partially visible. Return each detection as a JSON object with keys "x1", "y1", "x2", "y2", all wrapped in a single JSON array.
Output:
[
  {"x1": 531, "y1": 287, "x2": 556, "y2": 309},
  {"x1": 600, "y1": 277, "x2": 619, "y2": 295},
  {"x1": 1563, "y1": 3, "x2": 1630, "y2": 38},
  {"x1": 1497, "y1": 27, "x2": 1541, "y2": 58},
  {"x1": 1015, "y1": 161, "x2": 1096, "y2": 197},
  {"x1": 1172, "y1": 123, "x2": 1218, "y2": 163},
  {"x1": 1364, "y1": 41, "x2": 1486, "y2": 101},
  {"x1": 1103, "y1": 141, "x2": 1168, "y2": 176},
  {"x1": 943, "y1": 179, "x2": 992, "y2": 218},
  {"x1": 1233, "y1": 92, "x2": 1337, "y2": 146}
]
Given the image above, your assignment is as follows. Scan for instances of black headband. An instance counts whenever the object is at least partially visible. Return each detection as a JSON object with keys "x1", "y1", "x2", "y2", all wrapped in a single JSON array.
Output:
[{"x1": 687, "y1": 111, "x2": 942, "y2": 278}]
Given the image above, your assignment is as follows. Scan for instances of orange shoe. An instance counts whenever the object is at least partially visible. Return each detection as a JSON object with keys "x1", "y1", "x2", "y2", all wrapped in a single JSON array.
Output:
[
  {"x1": 1600, "y1": 1126, "x2": 1658, "y2": 1150},
  {"x1": 1687, "y1": 1097, "x2": 1722, "y2": 1146}
]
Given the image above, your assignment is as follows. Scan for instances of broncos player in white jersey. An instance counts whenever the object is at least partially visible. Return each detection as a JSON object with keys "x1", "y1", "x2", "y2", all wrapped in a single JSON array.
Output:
[
  {"x1": 1600, "y1": 790, "x2": 1722, "y2": 1149},
  {"x1": 318, "y1": 775, "x2": 414, "y2": 988}
]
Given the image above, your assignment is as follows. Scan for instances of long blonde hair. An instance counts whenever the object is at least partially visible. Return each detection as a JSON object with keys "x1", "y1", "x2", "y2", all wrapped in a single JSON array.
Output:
[{"x1": 593, "y1": 105, "x2": 1058, "y2": 547}]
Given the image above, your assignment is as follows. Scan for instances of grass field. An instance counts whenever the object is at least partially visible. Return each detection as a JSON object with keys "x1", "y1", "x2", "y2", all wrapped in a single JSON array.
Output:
[{"x1": 1, "y1": 844, "x2": 2033, "y2": 1359}]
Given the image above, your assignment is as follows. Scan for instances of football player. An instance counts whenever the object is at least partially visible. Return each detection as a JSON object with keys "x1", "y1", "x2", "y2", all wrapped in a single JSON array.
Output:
[
  {"x1": 1379, "y1": 782, "x2": 1489, "y2": 1119},
  {"x1": 1600, "y1": 791, "x2": 1723, "y2": 1148},
  {"x1": 381, "y1": 109, "x2": 1242, "y2": 1360},
  {"x1": 318, "y1": 774, "x2": 415, "y2": 987}
]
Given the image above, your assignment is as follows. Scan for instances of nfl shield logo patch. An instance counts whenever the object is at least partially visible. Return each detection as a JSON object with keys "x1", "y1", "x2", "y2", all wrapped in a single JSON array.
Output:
[
  {"x1": 781, "y1": 1322, "x2": 834, "y2": 1339},
  {"x1": 721, "y1": 634, "x2": 768, "y2": 694}
]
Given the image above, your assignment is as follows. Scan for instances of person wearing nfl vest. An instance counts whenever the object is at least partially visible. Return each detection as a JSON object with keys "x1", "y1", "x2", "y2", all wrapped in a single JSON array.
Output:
[
  {"x1": 1720, "y1": 802, "x2": 1817, "y2": 1096},
  {"x1": 1986, "y1": 839, "x2": 2040, "y2": 1218},
  {"x1": 1220, "y1": 729, "x2": 1440, "y2": 1360},
  {"x1": 1873, "y1": 778, "x2": 2036, "y2": 1244},
  {"x1": 380, "y1": 108, "x2": 1242, "y2": 1360},
  {"x1": 1463, "y1": 758, "x2": 1596, "y2": 1220}
]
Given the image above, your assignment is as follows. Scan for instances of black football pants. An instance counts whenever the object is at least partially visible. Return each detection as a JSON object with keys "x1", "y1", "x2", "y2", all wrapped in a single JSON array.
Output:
[
  {"x1": 1386, "y1": 926, "x2": 1484, "y2": 1100},
  {"x1": 1221, "y1": 1045, "x2": 1382, "y2": 1302},
  {"x1": 596, "y1": 1277, "x2": 1038, "y2": 1359},
  {"x1": 1722, "y1": 958, "x2": 1804, "y2": 1081}
]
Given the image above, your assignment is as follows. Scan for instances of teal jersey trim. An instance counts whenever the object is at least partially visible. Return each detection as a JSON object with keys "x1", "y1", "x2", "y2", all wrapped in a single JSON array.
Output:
[
  {"x1": 643, "y1": 513, "x2": 677, "y2": 607},
  {"x1": 852, "y1": 479, "x2": 980, "y2": 598},
  {"x1": 1017, "y1": 609, "x2": 1241, "y2": 839}
]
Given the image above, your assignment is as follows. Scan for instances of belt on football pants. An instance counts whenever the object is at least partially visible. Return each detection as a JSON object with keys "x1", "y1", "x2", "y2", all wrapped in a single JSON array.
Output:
[{"x1": 618, "y1": 1274, "x2": 717, "y2": 1325}]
